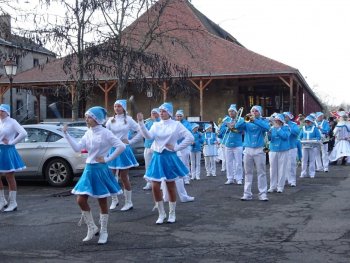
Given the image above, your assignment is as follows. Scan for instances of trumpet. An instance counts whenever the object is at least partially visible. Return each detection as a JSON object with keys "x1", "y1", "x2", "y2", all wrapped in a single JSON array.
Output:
[{"x1": 244, "y1": 114, "x2": 255, "y2": 122}]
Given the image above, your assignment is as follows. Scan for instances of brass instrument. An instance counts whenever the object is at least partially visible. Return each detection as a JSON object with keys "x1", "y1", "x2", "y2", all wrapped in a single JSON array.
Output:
[
  {"x1": 244, "y1": 113, "x2": 255, "y2": 122},
  {"x1": 229, "y1": 107, "x2": 244, "y2": 132}
]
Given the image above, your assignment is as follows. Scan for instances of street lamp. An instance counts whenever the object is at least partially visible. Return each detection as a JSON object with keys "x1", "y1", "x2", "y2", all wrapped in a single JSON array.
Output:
[
  {"x1": 4, "y1": 58, "x2": 17, "y2": 117},
  {"x1": 146, "y1": 86, "x2": 153, "y2": 112}
]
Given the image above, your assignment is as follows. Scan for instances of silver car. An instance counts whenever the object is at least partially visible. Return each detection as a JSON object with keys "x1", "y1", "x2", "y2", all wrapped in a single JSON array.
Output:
[{"x1": 16, "y1": 124, "x2": 87, "y2": 187}]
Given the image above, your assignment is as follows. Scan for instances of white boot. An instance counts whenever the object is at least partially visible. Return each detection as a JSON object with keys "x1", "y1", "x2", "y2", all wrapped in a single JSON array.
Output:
[
  {"x1": 98, "y1": 214, "x2": 109, "y2": 245},
  {"x1": 0, "y1": 190, "x2": 8, "y2": 211},
  {"x1": 143, "y1": 182, "x2": 152, "y2": 190},
  {"x1": 79, "y1": 210, "x2": 99, "y2": 242},
  {"x1": 120, "y1": 190, "x2": 133, "y2": 211},
  {"x1": 155, "y1": 201, "x2": 166, "y2": 224},
  {"x1": 167, "y1": 202, "x2": 176, "y2": 223},
  {"x1": 109, "y1": 195, "x2": 119, "y2": 210},
  {"x1": 4, "y1": 191, "x2": 17, "y2": 212}
]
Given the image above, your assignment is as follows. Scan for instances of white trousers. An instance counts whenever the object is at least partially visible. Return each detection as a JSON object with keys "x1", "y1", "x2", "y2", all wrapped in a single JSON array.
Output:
[
  {"x1": 243, "y1": 147, "x2": 267, "y2": 197},
  {"x1": 315, "y1": 143, "x2": 329, "y2": 170},
  {"x1": 269, "y1": 150, "x2": 289, "y2": 191},
  {"x1": 204, "y1": 156, "x2": 216, "y2": 175},
  {"x1": 144, "y1": 148, "x2": 154, "y2": 183},
  {"x1": 225, "y1": 146, "x2": 243, "y2": 182},
  {"x1": 161, "y1": 177, "x2": 190, "y2": 202},
  {"x1": 179, "y1": 147, "x2": 191, "y2": 182},
  {"x1": 287, "y1": 148, "x2": 298, "y2": 185},
  {"x1": 301, "y1": 147, "x2": 317, "y2": 177},
  {"x1": 190, "y1": 151, "x2": 201, "y2": 179}
]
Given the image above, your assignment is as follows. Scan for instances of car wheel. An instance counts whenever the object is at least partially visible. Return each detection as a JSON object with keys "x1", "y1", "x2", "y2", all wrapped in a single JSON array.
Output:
[{"x1": 44, "y1": 158, "x2": 73, "y2": 187}]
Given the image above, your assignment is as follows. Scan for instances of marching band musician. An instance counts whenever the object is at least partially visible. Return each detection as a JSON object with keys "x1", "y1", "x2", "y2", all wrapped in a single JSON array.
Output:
[
  {"x1": 329, "y1": 111, "x2": 350, "y2": 165},
  {"x1": 142, "y1": 108, "x2": 160, "y2": 190},
  {"x1": 235, "y1": 105, "x2": 270, "y2": 201},
  {"x1": 203, "y1": 123, "x2": 218, "y2": 177},
  {"x1": 314, "y1": 112, "x2": 330, "y2": 172},
  {"x1": 190, "y1": 123, "x2": 204, "y2": 180},
  {"x1": 175, "y1": 110, "x2": 193, "y2": 185},
  {"x1": 218, "y1": 104, "x2": 244, "y2": 185},
  {"x1": 283, "y1": 112, "x2": 300, "y2": 187},
  {"x1": 299, "y1": 115, "x2": 321, "y2": 178},
  {"x1": 267, "y1": 114, "x2": 291, "y2": 193}
]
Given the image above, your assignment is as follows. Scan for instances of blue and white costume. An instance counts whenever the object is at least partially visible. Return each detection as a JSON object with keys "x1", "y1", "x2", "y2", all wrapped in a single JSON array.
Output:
[
  {"x1": 0, "y1": 104, "x2": 27, "y2": 212},
  {"x1": 268, "y1": 114, "x2": 291, "y2": 193},
  {"x1": 314, "y1": 112, "x2": 330, "y2": 172},
  {"x1": 299, "y1": 115, "x2": 321, "y2": 178},
  {"x1": 283, "y1": 112, "x2": 300, "y2": 186},
  {"x1": 235, "y1": 105, "x2": 270, "y2": 201},
  {"x1": 0, "y1": 105, "x2": 27, "y2": 173},
  {"x1": 203, "y1": 124, "x2": 218, "y2": 177},
  {"x1": 64, "y1": 107, "x2": 126, "y2": 198},
  {"x1": 106, "y1": 100, "x2": 140, "y2": 170},
  {"x1": 218, "y1": 104, "x2": 244, "y2": 184},
  {"x1": 142, "y1": 108, "x2": 160, "y2": 190},
  {"x1": 329, "y1": 111, "x2": 350, "y2": 164},
  {"x1": 190, "y1": 123, "x2": 203, "y2": 180},
  {"x1": 138, "y1": 104, "x2": 194, "y2": 182}
]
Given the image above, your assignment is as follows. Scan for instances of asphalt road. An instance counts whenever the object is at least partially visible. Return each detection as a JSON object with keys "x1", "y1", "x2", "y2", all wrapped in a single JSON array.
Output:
[{"x1": 1, "y1": 163, "x2": 350, "y2": 263}]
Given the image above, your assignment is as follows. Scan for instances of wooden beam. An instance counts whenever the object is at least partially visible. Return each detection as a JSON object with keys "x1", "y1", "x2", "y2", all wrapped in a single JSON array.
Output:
[
  {"x1": 190, "y1": 78, "x2": 213, "y2": 119},
  {"x1": 161, "y1": 82, "x2": 169, "y2": 102},
  {"x1": 0, "y1": 85, "x2": 9, "y2": 103},
  {"x1": 98, "y1": 81, "x2": 117, "y2": 109},
  {"x1": 289, "y1": 78, "x2": 294, "y2": 113}
]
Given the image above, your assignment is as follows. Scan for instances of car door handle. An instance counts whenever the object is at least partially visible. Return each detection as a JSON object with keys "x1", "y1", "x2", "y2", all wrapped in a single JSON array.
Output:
[{"x1": 36, "y1": 145, "x2": 44, "y2": 149}]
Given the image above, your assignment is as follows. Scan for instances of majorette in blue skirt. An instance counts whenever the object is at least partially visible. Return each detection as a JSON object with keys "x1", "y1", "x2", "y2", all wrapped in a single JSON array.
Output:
[
  {"x1": 144, "y1": 149, "x2": 189, "y2": 182},
  {"x1": 0, "y1": 145, "x2": 26, "y2": 173},
  {"x1": 107, "y1": 144, "x2": 139, "y2": 169}
]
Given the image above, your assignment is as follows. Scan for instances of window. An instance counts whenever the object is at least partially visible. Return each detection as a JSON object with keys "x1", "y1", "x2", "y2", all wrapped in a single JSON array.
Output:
[
  {"x1": 24, "y1": 128, "x2": 49, "y2": 143},
  {"x1": 33, "y1": 58, "x2": 39, "y2": 67}
]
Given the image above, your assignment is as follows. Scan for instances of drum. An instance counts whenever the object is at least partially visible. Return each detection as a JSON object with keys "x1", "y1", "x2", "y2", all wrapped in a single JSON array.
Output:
[
  {"x1": 203, "y1": 144, "x2": 218, "y2": 157},
  {"x1": 301, "y1": 140, "x2": 319, "y2": 149}
]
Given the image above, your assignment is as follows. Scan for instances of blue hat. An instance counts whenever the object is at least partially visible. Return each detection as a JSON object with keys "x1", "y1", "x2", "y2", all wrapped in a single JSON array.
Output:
[
  {"x1": 316, "y1": 112, "x2": 324, "y2": 118},
  {"x1": 251, "y1": 105, "x2": 263, "y2": 116},
  {"x1": 0, "y1": 104, "x2": 10, "y2": 116},
  {"x1": 283, "y1": 112, "x2": 294, "y2": 120},
  {"x1": 191, "y1": 123, "x2": 199, "y2": 130},
  {"x1": 159, "y1": 102, "x2": 173, "y2": 117},
  {"x1": 85, "y1": 106, "x2": 107, "y2": 125},
  {"x1": 175, "y1": 109, "x2": 184, "y2": 116},
  {"x1": 204, "y1": 123, "x2": 212, "y2": 131},
  {"x1": 151, "y1": 108, "x2": 160, "y2": 114},
  {"x1": 114, "y1": 99, "x2": 127, "y2": 112},
  {"x1": 228, "y1": 104, "x2": 237, "y2": 112},
  {"x1": 305, "y1": 115, "x2": 315, "y2": 122},
  {"x1": 275, "y1": 114, "x2": 285, "y2": 123}
]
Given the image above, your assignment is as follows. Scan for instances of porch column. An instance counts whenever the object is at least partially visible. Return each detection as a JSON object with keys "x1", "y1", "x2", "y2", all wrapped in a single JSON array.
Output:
[
  {"x1": 190, "y1": 79, "x2": 212, "y2": 120},
  {"x1": 161, "y1": 82, "x2": 169, "y2": 102},
  {"x1": 289, "y1": 78, "x2": 294, "y2": 113},
  {"x1": 0, "y1": 85, "x2": 9, "y2": 103},
  {"x1": 98, "y1": 81, "x2": 117, "y2": 111}
]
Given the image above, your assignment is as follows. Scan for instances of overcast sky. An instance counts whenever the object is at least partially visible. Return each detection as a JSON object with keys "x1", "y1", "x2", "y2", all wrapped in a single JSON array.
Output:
[
  {"x1": 191, "y1": 0, "x2": 350, "y2": 106},
  {"x1": 5, "y1": 0, "x2": 350, "y2": 107}
]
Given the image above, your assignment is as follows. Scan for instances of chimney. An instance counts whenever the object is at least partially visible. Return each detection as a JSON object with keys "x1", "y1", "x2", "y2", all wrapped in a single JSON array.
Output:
[{"x1": 0, "y1": 14, "x2": 11, "y2": 41}]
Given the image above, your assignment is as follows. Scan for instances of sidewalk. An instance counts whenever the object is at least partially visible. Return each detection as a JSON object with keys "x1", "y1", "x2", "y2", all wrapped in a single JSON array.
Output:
[{"x1": 1, "y1": 164, "x2": 350, "y2": 262}]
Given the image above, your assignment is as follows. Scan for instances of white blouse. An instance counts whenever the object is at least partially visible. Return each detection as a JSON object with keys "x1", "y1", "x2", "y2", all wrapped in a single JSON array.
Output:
[
  {"x1": 105, "y1": 114, "x2": 142, "y2": 145},
  {"x1": 138, "y1": 118, "x2": 194, "y2": 153},
  {"x1": 64, "y1": 125, "x2": 126, "y2": 164},
  {"x1": 0, "y1": 116, "x2": 27, "y2": 145}
]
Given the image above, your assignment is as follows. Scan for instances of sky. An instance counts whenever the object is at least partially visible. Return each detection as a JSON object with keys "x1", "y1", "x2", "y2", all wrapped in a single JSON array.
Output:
[
  {"x1": 191, "y1": 0, "x2": 350, "y2": 106},
  {"x1": 4, "y1": 0, "x2": 350, "y2": 106}
]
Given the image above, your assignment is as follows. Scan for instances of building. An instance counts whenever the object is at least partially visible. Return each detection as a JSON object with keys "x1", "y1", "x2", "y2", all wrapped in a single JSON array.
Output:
[
  {"x1": 0, "y1": 1, "x2": 322, "y2": 122},
  {"x1": 0, "y1": 14, "x2": 56, "y2": 122}
]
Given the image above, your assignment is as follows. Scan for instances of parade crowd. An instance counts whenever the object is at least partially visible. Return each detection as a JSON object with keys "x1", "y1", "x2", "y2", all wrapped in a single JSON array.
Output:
[{"x1": 1, "y1": 100, "x2": 350, "y2": 245}]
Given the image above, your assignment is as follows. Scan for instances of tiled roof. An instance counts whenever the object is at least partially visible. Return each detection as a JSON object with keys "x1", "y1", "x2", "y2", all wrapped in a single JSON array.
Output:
[{"x1": 1, "y1": 0, "x2": 297, "y2": 84}]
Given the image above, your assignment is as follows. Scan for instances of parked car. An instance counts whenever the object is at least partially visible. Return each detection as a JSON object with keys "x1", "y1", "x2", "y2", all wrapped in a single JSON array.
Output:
[{"x1": 15, "y1": 124, "x2": 87, "y2": 187}]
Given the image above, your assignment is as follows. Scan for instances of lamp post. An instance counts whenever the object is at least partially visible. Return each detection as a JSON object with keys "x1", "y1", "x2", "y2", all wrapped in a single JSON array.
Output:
[
  {"x1": 4, "y1": 59, "x2": 17, "y2": 117},
  {"x1": 146, "y1": 86, "x2": 153, "y2": 112}
]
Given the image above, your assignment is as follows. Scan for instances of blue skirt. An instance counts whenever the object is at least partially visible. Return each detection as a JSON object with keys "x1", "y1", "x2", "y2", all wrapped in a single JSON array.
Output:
[
  {"x1": 144, "y1": 150, "x2": 189, "y2": 182},
  {"x1": 0, "y1": 145, "x2": 26, "y2": 172},
  {"x1": 72, "y1": 163, "x2": 123, "y2": 198},
  {"x1": 108, "y1": 144, "x2": 139, "y2": 169}
]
